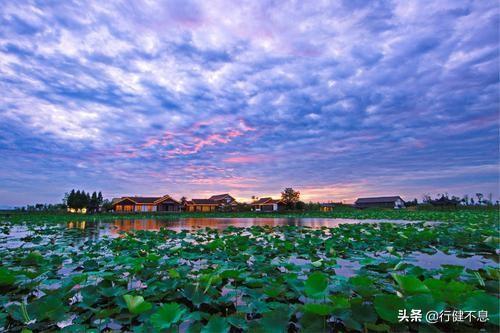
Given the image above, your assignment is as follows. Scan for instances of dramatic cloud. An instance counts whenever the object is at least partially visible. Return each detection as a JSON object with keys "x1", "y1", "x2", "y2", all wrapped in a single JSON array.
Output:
[{"x1": 0, "y1": 0, "x2": 498, "y2": 205}]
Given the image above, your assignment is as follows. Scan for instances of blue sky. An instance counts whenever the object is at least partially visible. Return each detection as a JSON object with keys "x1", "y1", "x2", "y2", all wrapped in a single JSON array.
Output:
[{"x1": 0, "y1": 0, "x2": 498, "y2": 206}]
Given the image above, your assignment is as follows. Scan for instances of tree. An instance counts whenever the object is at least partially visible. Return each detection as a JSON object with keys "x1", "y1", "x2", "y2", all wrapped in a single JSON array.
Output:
[
  {"x1": 295, "y1": 201, "x2": 306, "y2": 210},
  {"x1": 88, "y1": 191, "x2": 98, "y2": 213},
  {"x1": 422, "y1": 194, "x2": 431, "y2": 204},
  {"x1": 101, "y1": 199, "x2": 113, "y2": 212},
  {"x1": 475, "y1": 193, "x2": 483, "y2": 205},
  {"x1": 67, "y1": 189, "x2": 76, "y2": 209},
  {"x1": 65, "y1": 189, "x2": 105, "y2": 213},
  {"x1": 281, "y1": 188, "x2": 300, "y2": 210}
]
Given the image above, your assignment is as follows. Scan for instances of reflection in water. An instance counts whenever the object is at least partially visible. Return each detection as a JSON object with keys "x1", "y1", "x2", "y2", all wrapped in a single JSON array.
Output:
[
  {"x1": 67, "y1": 217, "x2": 430, "y2": 236},
  {"x1": 2, "y1": 218, "x2": 496, "y2": 271},
  {"x1": 67, "y1": 221, "x2": 86, "y2": 229}
]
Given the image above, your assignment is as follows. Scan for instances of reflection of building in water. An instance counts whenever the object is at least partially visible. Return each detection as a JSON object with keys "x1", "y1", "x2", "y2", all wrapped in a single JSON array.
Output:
[
  {"x1": 112, "y1": 219, "x2": 166, "y2": 234},
  {"x1": 66, "y1": 217, "x2": 366, "y2": 237},
  {"x1": 109, "y1": 218, "x2": 344, "y2": 233},
  {"x1": 66, "y1": 220, "x2": 102, "y2": 241},
  {"x1": 67, "y1": 221, "x2": 87, "y2": 229}
]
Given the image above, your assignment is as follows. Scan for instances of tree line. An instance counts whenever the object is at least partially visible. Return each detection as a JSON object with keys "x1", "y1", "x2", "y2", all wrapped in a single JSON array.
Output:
[
  {"x1": 421, "y1": 192, "x2": 497, "y2": 206},
  {"x1": 64, "y1": 190, "x2": 105, "y2": 213}
]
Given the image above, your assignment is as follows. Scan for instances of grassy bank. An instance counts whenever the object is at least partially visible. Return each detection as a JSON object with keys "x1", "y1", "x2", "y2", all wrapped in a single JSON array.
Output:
[{"x1": 1, "y1": 206, "x2": 498, "y2": 224}]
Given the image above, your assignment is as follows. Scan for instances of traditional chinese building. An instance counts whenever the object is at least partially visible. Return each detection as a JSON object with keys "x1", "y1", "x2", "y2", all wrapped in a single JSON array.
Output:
[
  {"x1": 354, "y1": 196, "x2": 405, "y2": 209},
  {"x1": 184, "y1": 199, "x2": 220, "y2": 212},
  {"x1": 250, "y1": 197, "x2": 284, "y2": 212},
  {"x1": 112, "y1": 195, "x2": 182, "y2": 212},
  {"x1": 319, "y1": 203, "x2": 336, "y2": 212}
]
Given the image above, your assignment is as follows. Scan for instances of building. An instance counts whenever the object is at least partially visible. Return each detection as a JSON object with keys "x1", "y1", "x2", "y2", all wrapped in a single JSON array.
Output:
[
  {"x1": 185, "y1": 199, "x2": 220, "y2": 212},
  {"x1": 319, "y1": 203, "x2": 336, "y2": 212},
  {"x1": 184, "y1": 194, "x2": 238, "y2": 212},
  {"x1": 209, "y1": 193, "x2": 236, "y2": 204},
  {"x1": 209, "y1": 193, "x2": 238, "y2": 211},
  {"x1": 112, "y1": 195, "x2": 182, "y2": 212},
  {"x1": 355, "y1": 196, "x2": 405, "y2": 209},
  {"x1": 251, "y1": 197, "x2": 284, "y2": 212}
]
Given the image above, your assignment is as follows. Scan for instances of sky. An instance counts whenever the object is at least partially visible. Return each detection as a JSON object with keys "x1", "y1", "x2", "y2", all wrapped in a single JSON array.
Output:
[{"x1": 0, "y1": 0, "x2": 498, "y2": 206}]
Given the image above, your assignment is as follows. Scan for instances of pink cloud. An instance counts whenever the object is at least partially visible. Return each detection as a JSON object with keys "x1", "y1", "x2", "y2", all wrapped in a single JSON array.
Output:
[{"x1": 223, "y1": 155, "x2": 266, "y2": 164}]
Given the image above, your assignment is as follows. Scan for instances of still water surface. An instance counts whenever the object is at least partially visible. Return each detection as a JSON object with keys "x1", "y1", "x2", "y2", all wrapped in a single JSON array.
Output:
[
  {"x1": 68, "y1": 217, "x2": 434, "y2": 235},
  {"x1": 2, "y1": 218, "x2": 496, "y2": 272}
]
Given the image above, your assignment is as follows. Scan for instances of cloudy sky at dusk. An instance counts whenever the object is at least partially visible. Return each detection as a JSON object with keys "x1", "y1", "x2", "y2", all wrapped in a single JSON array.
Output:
[{"x1": 0, "y1": 0, "x2": 498, "y2": 206}]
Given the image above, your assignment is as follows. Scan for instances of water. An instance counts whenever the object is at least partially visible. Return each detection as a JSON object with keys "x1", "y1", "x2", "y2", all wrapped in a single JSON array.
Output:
[
  {"x1": 1, "y1": 217, "x2": 496, "y2": 272},
  {"x1": 66, "y1": 217, "x2": 433, "y2": 235},
  {"x1": 333, "y1": 252, "x2": 499, "y2": 277},
  {"x1": 1, "y1": 217, "x2": 427, "y2": 247}
]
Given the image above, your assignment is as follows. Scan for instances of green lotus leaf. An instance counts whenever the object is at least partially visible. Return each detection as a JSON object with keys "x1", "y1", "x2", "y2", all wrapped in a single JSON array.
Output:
[
  {"x1": 0, "y1": 268, "x2": 16, "y2": 286},
  {"x1": 249, "y1": 308, "x2": 290, "y2": 333},
  {"x1": 168, "y1": 268, "x2": 180, "y2": 278},
  {"x1": 328, "y1": 295, "x2": 350, "y2": 309},
  {"x1": 263, "y1": 284, "x2": 286, "y2": 298},
  {"x1": 462, "y1": 292, "x2": 499, "y2": 326},
  {"x1": 405, "y1": 294, "x2": 446, "y2": 323},
  {"x1": 123, "y1": 294, "x2": 152, "y2": 315},
  {"x1": 392, "y1": 274, "x2": 430, "y2": 295},
  {"x1": 227, "y1": 314, "x2": 248, "y2": 330},
  {"x1": 220, "y1": 269, "x2": 242, "y2": 279},
  {"x1": 349, "y1": 275, "x2": 376, "y2": 298},
  {"x1": 201, "y1": 315, "x2": 230, "y2": 333},
  {"x1": 351, "y1": 299, "x2": 377, "y2": 324},
  {"x1": 31, "y1": 295, "x2": 68, "y2": 321},
  {"x1": 150, "y1": 302, "x2": 187, "y2": 330},
  {"x1": 374, "y1": 294, "x2": 405, "y2": 323},
  {"x1": 303, "y1": 303, "x2": 334, "y2": 316},
  {"x1": 0, "y1": 311, "x2": 7, "y2": 329},
  {"x1": 304, "y1": 272, "x2": 328, "y2": 299},
  {"x1": 22, "y1": 251, "x2": 45, "y2": 266},
  {"x1": 182, "y1": 284, "x2": 211, "y2": 307},
  {"x1": 439, "y1": 265, "x2": 464, "y2": 281},
  {"x1": 365, "y1": 323, "x2": 391, "y2": 332},
  {"x1": 483, "y1": 236, "x2": 499, "y2": 249}
]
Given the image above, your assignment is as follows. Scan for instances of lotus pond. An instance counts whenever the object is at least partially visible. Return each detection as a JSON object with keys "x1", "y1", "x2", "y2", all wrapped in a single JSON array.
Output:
[{"x1": 0, "y1": 211, "x2": 498, "y2": 332}]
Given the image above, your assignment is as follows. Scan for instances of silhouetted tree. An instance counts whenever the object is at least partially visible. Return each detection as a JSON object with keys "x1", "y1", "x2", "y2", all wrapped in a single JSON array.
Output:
[
  {"x1": 88, "y1": 192, "x2": 99, "y2": 213},
  {"x1": 295, "y1": 201, "x2": 306, "y2": 210},
  {"x1": 101, "y1": 199, "x2": 113, "y2": 212},
  {"x1": 281, "y1": 188, "x2": 300, "y2": 210},
  {"x1": 476, "y1": 193, "x2": 484, "y2": 205}
]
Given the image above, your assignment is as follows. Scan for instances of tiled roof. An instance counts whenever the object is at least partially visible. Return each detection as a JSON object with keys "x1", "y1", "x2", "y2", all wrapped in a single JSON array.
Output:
[
  {"x1": 355, "y1": 196, "x2": 403, "y2": 204},
  {"x1": 113, "y1": 195, "x2": 179, "y2": 205},
  {"x1": 251, "y1": 197, "x2": 281, "y2": 205},
  {"x1": 209, "y1": 194, "x2": 234, "y2": 201},
  {"x1": 189, "y1": 199, "x2": 220, "y2": 205},
  {"x1": 128, "y1": 197, "x2": 161, "y2": 204}
]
